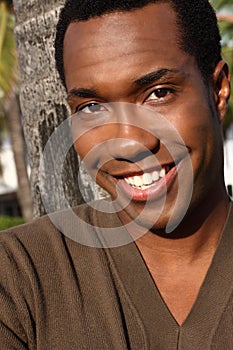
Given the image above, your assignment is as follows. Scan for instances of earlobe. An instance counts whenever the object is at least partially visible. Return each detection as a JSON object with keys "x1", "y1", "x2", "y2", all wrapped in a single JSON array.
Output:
[{"x1": 212, "y1": 60, "x2": 231, "y2": 123}]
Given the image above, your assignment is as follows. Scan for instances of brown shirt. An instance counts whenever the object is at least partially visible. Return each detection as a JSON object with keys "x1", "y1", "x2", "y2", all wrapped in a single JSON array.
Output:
[{"x1": 0, "y1": 202, "x2": 233, "y2": 349}]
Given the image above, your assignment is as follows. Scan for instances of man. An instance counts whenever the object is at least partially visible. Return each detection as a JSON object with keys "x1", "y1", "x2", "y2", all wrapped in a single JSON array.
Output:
[{"x1": 0, "y1": 0, "x2": 231, "y2": 349}]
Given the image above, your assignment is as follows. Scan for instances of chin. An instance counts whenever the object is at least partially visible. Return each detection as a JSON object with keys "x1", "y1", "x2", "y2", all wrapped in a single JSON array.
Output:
[{"x1": 122, "y1": 201, "x2": 172, "y2": 231}]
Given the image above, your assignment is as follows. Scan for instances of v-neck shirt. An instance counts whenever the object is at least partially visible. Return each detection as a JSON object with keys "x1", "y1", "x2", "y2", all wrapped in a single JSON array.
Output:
[{"x1": 0, "y1": 202, "x2": 233, "y2": 349}]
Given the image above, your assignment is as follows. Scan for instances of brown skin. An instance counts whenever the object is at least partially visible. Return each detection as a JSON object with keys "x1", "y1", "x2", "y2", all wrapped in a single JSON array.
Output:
[{"x1": 63, "y1": 3, "x2": 231, "y2": 325}]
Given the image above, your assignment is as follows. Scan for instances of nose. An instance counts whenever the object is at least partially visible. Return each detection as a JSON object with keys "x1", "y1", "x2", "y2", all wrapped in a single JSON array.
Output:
[
  {"x1": 105, "y1": 125, "x2": 159, "y2": 162},
  {"x1": 106, "y1": 103, "x2": 160, "y2": 162}
]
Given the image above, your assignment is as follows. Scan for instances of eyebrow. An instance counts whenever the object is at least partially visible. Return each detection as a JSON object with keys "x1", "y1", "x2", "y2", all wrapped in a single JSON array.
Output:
[
  {"x1": 134, "y1": 68, "x2": 179, "y2": 86},
  {"x1": 67, "y1": 68, "x2": 180, "y2": 101},
  {"x1": 67, "y1": 88, "x2": 99, "y2": 100}
]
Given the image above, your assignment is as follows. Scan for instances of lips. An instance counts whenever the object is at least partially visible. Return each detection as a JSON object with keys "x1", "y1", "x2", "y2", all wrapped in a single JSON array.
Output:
[{"x1": 113, "y1": 163, "x2": 177, "y2": 201}]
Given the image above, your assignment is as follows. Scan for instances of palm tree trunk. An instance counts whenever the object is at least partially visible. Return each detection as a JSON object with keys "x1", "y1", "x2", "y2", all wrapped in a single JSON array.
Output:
[
  {"x1": 3, "y1": 89, "x2": 32, "y2": 221},
  {"x1": 12, "y1": 0, "x2": 108, "y2": 217}
]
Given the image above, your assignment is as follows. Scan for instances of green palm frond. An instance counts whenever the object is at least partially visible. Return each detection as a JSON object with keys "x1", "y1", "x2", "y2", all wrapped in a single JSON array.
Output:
[
  {"x1": 0, "y1": 1, "x2": 18, "y2": 106},
  {"x1": 211, "y1": 0, "x2": 233, "y2": 10},
  {"x1": 0, "y1": 2, "x2": 7, "y2": 57}
]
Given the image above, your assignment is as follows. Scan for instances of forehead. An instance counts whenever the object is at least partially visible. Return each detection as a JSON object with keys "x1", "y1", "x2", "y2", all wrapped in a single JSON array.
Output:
[{"x1": 63, "y1": 2, "x2": 193, "y2": 92}]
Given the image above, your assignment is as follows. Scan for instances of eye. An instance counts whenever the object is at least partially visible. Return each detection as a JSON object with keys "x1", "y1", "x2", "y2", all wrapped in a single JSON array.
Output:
[
  {"x1": 145, "y1": 87, "x2": 174, "y2": 102},
  {"x1": 78, "y1": 102, "x2": 107, "y2": 114}
]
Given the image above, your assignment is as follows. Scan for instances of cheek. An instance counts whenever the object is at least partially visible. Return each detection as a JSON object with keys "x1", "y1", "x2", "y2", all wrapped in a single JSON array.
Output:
[
  {"x1": 170, "y1": 102, "x2": 222, "y2": 187},
  {"x1": 73, "y1": 130, "x2": 110, "y2": 177},
  {"x1": 169, "y1": 101, "x2": 215, "y2": 146},
  {"x1": 73, "y1": 124, "x2": 118, "y2": 160},
  {"x1": 74, "y1": 138, "x2": 96, "y2": 162},
  {"x1": 73, "y1": 130, "x2": 100, "y2": 159}
]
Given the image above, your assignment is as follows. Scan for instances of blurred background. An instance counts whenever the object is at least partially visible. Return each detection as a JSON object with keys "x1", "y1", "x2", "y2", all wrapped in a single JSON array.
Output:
[{"x1": 0, "y1": 0, "x2": 232, "y2": 229}]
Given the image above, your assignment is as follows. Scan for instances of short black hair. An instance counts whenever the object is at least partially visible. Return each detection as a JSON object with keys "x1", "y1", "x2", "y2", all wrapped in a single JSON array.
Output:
[{"x1": 55, "y1": 0, "x2": 222, "y2": 88}]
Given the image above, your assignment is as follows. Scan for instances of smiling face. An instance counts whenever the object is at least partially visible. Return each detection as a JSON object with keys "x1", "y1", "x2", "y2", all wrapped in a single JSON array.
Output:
[{"x1": 63, "y1": 3, "x2": 229, "y2": 233}]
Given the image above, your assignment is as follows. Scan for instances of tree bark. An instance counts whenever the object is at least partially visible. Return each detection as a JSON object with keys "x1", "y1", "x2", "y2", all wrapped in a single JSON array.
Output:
[
  {"x1": 3, "y1": 89, "x2": 32, "y2": 222},
  {"x1": 12, "y1": 0, "x2": 107, "y2": 217}
]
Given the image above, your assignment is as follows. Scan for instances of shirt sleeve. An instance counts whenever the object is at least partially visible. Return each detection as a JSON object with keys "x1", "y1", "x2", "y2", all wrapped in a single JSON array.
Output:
[{"x1": 0, "y1": 239, "x2": 29, "y2": 350}]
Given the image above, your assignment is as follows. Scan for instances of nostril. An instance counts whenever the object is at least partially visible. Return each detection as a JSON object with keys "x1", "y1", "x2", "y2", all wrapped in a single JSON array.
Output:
[{"x1": 115, "y1": 147, "x2": 159, "y2": 163}]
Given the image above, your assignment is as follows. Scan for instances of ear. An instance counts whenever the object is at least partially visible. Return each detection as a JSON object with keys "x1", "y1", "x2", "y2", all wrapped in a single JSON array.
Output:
[{"x1": 212, "y1": 60, "x2": 231, "y2": 123}]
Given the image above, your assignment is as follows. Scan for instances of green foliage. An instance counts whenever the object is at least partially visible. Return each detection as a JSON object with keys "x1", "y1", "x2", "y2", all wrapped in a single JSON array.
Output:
[
  {"x1": 0, "y1": 216, "x2": 24, "y2": 230},
  {"x1": 211, "y1": 0, "x2": 233, "y2": 8},
  {"x1": 0, "y1": 1, "x2": 17, "y2": 105},
  {"x1": 210, "y1": 0, "x2": 233, "y2": 134}
]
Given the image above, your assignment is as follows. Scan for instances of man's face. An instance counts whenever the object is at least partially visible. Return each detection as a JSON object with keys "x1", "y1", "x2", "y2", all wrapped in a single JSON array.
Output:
[{"x1": 63, "y1": 3, "x2": 225, "y2": 232}]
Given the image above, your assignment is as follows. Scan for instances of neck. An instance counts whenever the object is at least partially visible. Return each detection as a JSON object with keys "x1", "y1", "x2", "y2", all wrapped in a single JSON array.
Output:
[{"x1": 136, "y1": 194, "x2": 231, "y2": 265}]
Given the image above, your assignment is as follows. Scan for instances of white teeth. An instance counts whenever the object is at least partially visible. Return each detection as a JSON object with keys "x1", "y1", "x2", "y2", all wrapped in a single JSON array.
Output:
[
  {"x1": 160, "y1": 168, "x2": 166, "y2": 178},
  {"x1": 152, "y1": 171, "x2": 159, "y2": 181},
  {"x1": 125, "y1": 178, "x2": 130, "y2": 184},
  {"x1": 128, "y1": 177, "x2": 134, "y2": 185},
  {"x1": 143, "y1": 173, "x2": 153, "y2": 185},
  {"x1": 124, "y1": 167, "x2": 168, "y2": 189},
  {"x1": 134, "y1": 175, "x2": 143, "y2": 187}
]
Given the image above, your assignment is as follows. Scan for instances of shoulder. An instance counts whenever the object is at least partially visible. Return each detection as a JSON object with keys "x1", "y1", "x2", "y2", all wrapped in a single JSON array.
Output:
[
  {"x1": 0, "y1": 199, "x2": 123, "y2": 262},
  {"x1": 0, "y1": 201, "x2": 97, "y2": 240},
  {"x1": 0, "y1": 202, "x2": 94, "y2": 264},
  {"x1": 0, "y1": 203, "x2": 107, "y2": 307},
  {"x1": 0, "y1": 210, "x2": 61, "y2": 256}
]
